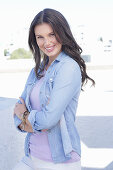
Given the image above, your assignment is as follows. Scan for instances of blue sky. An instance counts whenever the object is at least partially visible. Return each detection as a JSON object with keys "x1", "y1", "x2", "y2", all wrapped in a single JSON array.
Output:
[{"x1": 0, "y1": 0, "x2": 113, "y2": 46}]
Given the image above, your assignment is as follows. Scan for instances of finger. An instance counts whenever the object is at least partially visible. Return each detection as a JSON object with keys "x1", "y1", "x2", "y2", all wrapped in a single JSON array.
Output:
[
  {"x1": 19, "y1": 97, "x2": 25, "y2": 104},
  {"x1": 42, "y1": 129, "x2": 48, "y2": 132},
  {"x1": 15, "y1": 103, "x2": 18, "y2": 107},
  {"x1": 13, "y1": 112, "x2": 16, "y2": 117}
]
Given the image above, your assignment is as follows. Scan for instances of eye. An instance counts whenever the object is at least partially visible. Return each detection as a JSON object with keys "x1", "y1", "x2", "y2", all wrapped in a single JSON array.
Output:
[
  {"x1": 36, "y1": 36, "x2": 43, "y2": 39},
  {"x1": 50, "y1": 33, "x2": 55, "y2": 36}
]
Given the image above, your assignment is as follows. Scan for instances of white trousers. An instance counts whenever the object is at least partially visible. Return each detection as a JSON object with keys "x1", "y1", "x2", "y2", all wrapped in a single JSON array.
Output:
[{"x1": 12, "y1": 155, "x2": 81, "y2": 170}]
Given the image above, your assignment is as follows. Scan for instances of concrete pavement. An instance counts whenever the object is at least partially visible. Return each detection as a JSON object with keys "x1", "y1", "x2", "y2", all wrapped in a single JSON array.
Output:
[{"x1": 0, "y1": 97, "x2": 26, "y2": 170}]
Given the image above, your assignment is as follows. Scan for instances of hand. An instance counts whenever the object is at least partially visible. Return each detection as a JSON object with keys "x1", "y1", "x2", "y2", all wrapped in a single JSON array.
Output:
[
  {"x1": 19, "y1": 121, "x2": 34, "y2": 132},
  {"x1": 14, "y1": 97, "x2": 27, "y2": 120}
]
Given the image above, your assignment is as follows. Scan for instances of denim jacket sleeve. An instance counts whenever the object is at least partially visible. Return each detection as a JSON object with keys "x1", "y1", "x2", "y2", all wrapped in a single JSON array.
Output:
[
  {"x1": 28, "y1": 61, "x2": 81, "y2": 131},
  {"x1": 14, "y1": 68, "x2": 35, "y2": 132}
]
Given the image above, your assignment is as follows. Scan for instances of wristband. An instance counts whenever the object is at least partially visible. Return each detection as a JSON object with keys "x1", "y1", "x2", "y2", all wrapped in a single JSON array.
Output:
[
  {"x1": 21, "y1": 110, "x2": 30, "y2": 130},
  {"x1": 23, "y1": 110, "x2": 30, "y2": 118}
]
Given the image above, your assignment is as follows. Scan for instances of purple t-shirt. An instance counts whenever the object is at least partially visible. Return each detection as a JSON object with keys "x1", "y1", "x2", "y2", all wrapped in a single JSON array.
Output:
[{"x1": 29, "y1": 76, "x2": 80, "y2": 163}]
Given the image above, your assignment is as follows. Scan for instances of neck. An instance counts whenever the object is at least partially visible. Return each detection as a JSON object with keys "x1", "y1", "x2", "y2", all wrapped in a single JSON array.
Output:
[{"x1": 46, "y1": 57, "x2": 54, "y2": 70}]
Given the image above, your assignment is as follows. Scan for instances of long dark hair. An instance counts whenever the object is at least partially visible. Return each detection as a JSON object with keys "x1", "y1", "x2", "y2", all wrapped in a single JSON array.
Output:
[{"x1": 28, "y1": 8, "x2": 95, "y2": 87}]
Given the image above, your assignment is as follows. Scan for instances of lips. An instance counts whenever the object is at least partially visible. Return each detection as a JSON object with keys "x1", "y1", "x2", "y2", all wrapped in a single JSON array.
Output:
[{"x1": 45, "y1": 45, "x2": 55, "y2": 52}]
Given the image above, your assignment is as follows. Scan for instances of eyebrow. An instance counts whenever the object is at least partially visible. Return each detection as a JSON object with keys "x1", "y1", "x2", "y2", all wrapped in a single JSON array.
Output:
[
  {"x1": 35, "y1": 32, "x2": 54, "y2": 36},
  {"x1": 35, "y1": 34, "x2": 42, "y2": 37}
]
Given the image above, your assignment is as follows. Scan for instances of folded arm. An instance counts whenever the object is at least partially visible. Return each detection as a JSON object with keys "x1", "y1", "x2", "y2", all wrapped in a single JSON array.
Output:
[{"x1": 28, "y1": 61, "x2": 81, "y2": 131}]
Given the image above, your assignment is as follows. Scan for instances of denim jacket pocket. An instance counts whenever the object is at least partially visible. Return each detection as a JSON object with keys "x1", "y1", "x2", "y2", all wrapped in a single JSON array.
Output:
[
  {"x1": 48, "y1": 77, "x2": 54, "y2": 91},
  {"x1": 25, "y1": 81, "x2": 35, "y2": 110},
  {"x1": 45, "y1": 77, "x2": 54, "y2": 105}
]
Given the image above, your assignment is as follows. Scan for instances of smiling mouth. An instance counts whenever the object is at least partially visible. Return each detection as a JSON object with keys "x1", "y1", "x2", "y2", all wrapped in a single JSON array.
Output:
[{"x1": 45, "y1": 46, "x2": 55, "y2": 52}]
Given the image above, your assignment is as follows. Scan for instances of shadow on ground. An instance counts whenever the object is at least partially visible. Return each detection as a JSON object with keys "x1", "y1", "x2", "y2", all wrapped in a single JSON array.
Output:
[
  {"x1": 76, "y1": 116, "x2": 113, "y2": 170},
  {"x1": 77, "y1": 116, "x2": 113, "y2": 149}
]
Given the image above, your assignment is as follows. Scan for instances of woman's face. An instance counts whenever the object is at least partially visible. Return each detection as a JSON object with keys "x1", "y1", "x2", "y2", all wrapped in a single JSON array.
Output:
[{"x1": 34, "y1": 23, "x2": 62, "y2": 61}]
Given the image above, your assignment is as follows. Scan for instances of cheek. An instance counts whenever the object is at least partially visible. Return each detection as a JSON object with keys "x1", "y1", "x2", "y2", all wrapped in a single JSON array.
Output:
[
  {"x1": 54, "y1": 38, "x2": 62, "y2": 48},
  {"x1": 37, "y1": 42, "x2": 44, "y2": 49},
  {"x1": 57, "y1": 43, "x2": 62, "y2": 50},
  {"x1": 54, "y1": 38, "x2": 59, "y2": 45}
]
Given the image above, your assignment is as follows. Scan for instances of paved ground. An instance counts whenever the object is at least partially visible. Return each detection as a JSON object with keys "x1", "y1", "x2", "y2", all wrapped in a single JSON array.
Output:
[{"x1": 0, "y1": 59, "x2": 113, "y2": 170}]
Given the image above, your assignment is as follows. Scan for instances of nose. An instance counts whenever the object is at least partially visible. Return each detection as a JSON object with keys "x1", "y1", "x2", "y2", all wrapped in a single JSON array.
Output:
[{"x1": 44, "y1": 37, "x2": 51, "y2": 46}]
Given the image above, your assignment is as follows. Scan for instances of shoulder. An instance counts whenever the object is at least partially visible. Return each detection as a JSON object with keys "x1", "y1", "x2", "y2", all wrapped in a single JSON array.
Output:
[
  {"x1": 29, "y1": 67, "x2": 35, "y2": 77},
  {"x1": 58, "y1": 53, "x2": 81, "y2": 74},
  {"x1": 26, "y1": 67, "x2": 36, "y2": 82}
]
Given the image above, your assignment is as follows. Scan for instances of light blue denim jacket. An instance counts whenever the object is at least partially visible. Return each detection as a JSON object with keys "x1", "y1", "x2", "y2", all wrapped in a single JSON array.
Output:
[{"x1": 14, "y1": 51, "x2": 81, "y2": 163}]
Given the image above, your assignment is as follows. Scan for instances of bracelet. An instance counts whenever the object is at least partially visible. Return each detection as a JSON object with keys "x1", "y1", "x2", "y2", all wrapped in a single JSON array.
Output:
[
  {"x1": 21, "y1": 110, "x2": 30, "y2": 130},
  {"x1": 22, "y1": 110, "x2": 29, "y2": 122},
  {"x1": 23, "y1": 110, "x2": 30, "y2": 119}
]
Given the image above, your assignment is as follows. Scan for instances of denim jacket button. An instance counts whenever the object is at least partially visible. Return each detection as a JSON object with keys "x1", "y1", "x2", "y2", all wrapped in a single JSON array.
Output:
[{"x1": 50, "y1": 78, "x2": 53, "y2": 82}]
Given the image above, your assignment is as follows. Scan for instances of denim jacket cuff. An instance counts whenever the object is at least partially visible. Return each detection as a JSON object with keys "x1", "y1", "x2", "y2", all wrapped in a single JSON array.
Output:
[
  {"x1": 14, "y1": 115, "x2": 25, "y2": 132},
  {"x1": 28, "y1": 110, "x2": 36, "y2": 126},
  {"x1": 28, "y1": 110, "x2": 42, "y2": 132}
]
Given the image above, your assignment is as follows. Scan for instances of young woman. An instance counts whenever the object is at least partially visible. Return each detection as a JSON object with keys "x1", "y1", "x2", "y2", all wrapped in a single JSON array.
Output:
[{"x1": 13, "y1": 8, "x2": 95, "y2": 170}]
